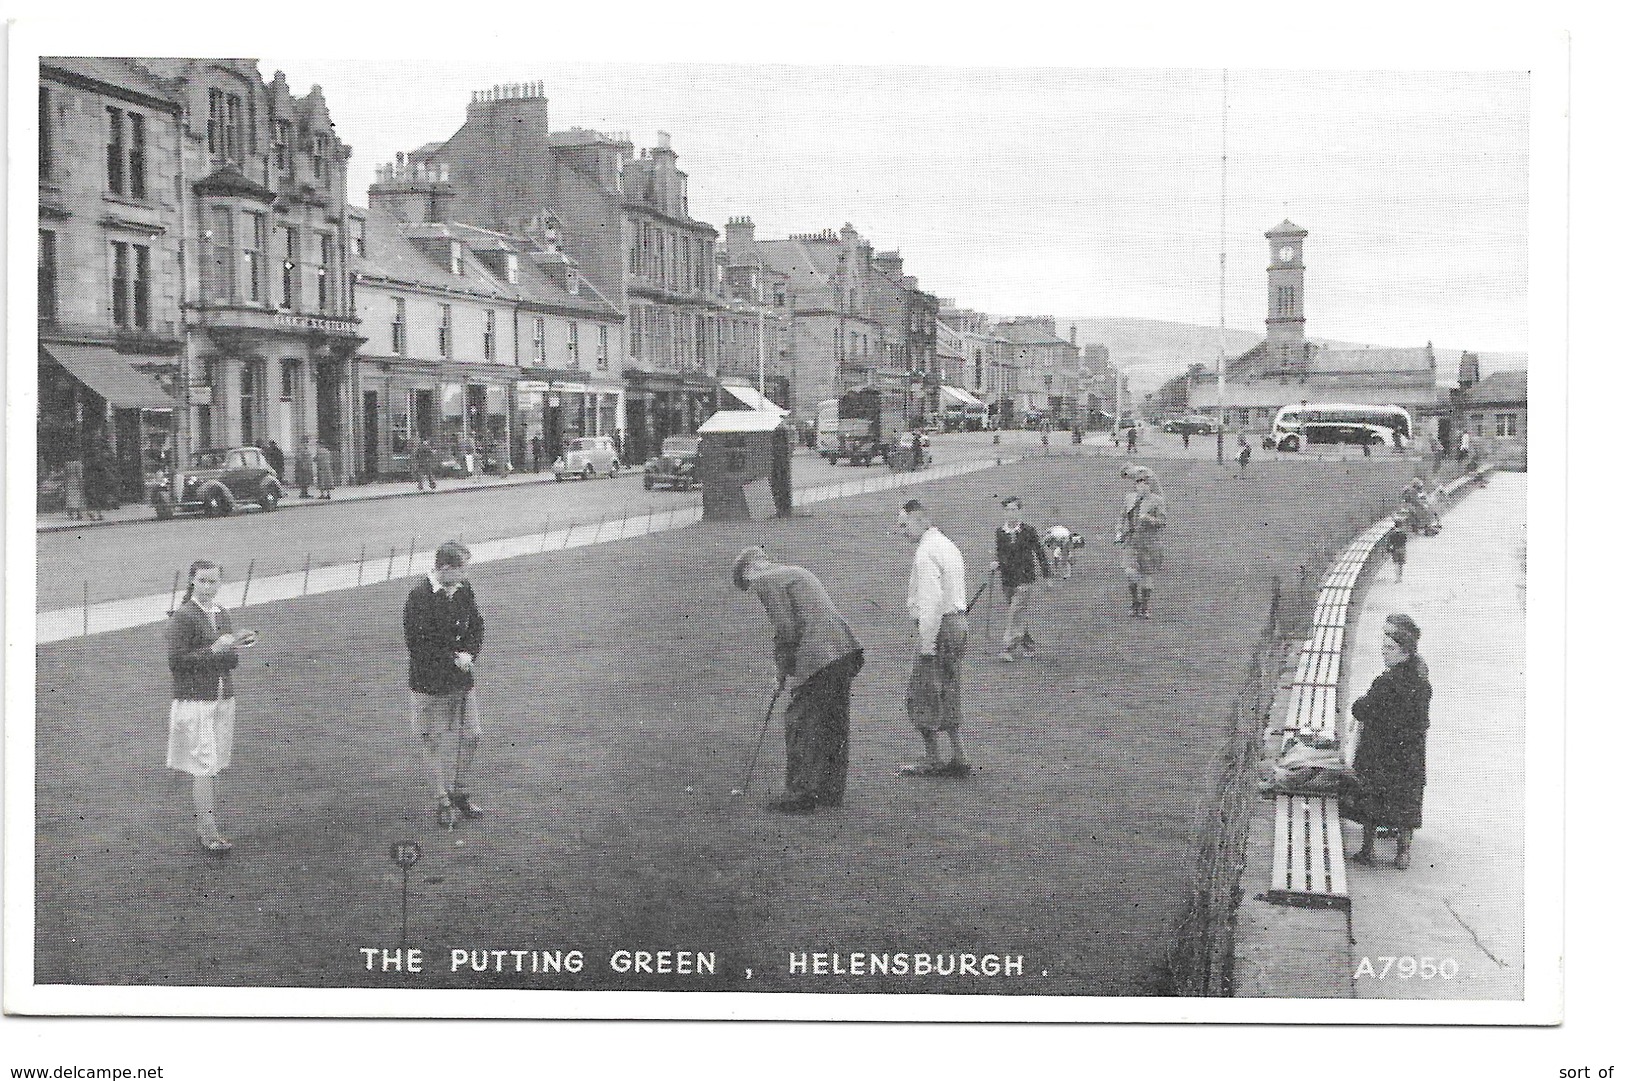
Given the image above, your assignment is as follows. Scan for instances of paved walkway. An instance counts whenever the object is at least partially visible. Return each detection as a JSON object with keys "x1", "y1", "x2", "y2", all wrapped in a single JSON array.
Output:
[
  {"x1": 35, "y1": 456, "x2": 1000, "y2": 644},
  {"x1": 1339, "y1": 471, "x2": 1526, "y2": 999},
  {"x1": 36, "y1": 465, "x2": 572, "y2": 533}
]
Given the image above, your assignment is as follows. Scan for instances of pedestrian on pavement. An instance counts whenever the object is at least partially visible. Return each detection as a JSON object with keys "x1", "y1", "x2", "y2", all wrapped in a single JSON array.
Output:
[
  {"x1": 1182, "y1": 430, "x2": 1190, "y2": 450},
  {"x1": 1237, "y1": 434, "x2": 1253, "y2": 476},
  {"x1": 404, "y1": 541, "x2": 487, "y2": 828},
  {"x1": 911, "y1": 429, "x2": 925, "y2": 471},
  {"x1": 1457, "y1": 431, "x2": 1471, "y2": 466},
  {"x1": 896, "y1": 499, "x2": 971, "y2": 778},
  {"x1": 166, "y1": 559, "x2": 255, "y2": 856},
  {"x1": 1125, "y1": 424, "x2": 1138, "y2": 454},
  {"x1": 991, "y1": 496, "x2": 1050, "y2": 662},
  {"x1": 530, "y1": 434, "x2": 545, "y2": 474},
  {"x1": 459, "y1": 433, "x2": 478, "y2": 480},
  {"x1": 1430, "y1": 434, "x2": 1447, "y2": 475},
  {"x1": 295, "y1": 438, "x2": 316, "y2": 499},
  {"x1": 62, "y1": 457, "x2": 86, "y2": 521},
  {"x1": 413, "y1": 437, "x2": 438, "y2": 492},
  {"x1": 1384, "y1": 516, "x2": 1409, "y2": 582},
  {"x1": 264, "y1": 439, "x2": 286, "y2": 482},
  {"x1": 83, "y1": 437, "x2": 116, "y2": 519},
  {"x1": 732, "y1": 546, "x2": 865, "y2": 814},
  {"x1": 1343, "y1": 616, "x2": 1432, "y2": 870},
  {"x1": 314, "y1": 441, "x2": 336, "y2": 499},
  {"x1": 1116, "y1": 471, "x2": 1168, "y2": 619}
]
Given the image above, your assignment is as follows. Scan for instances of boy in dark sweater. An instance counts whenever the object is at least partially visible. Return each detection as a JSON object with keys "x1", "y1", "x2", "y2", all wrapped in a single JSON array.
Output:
[
  {"x1": 991, "y1": 496, "x2": 1050, "y2": 661},
  {"x1": 404, "y1": 541, "x2": 487, "y2": 826}
]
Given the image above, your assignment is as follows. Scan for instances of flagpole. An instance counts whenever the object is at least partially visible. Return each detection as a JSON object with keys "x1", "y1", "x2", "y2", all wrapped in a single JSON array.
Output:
[{"x1": 1217, "y1": 68, "x2": 1229, "y2": 465}]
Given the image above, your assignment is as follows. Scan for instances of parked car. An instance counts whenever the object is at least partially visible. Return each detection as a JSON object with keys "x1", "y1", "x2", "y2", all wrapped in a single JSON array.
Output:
[
  {"x1": 553, "y1": 435, "x2": 621, "y2": 481},
  {"x1": 643, "y1": 435, "x2": 701, "y2": 490},
  {"x1": 1162, "y1": 414, "x2": 1221, "y2": 435},
  {"x1": 154, "y1": 446, "x2": 283, "y2": 519}
]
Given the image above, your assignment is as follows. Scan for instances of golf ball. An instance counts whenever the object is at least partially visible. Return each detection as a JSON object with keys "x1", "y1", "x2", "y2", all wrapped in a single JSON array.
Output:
[
  {"x1": 454, "y1": 839, "x2": 465, "y2": 847},
  {"x1": 729, "y1": 788, "x2": 744, "y2": 798},
  {"x1": 684, "y1": 786, "x2": 694, "y2": 793}
]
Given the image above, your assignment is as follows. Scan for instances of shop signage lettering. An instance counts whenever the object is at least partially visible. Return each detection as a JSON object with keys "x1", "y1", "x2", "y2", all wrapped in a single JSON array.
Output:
[{"x1": 274, "y1": 313, "x2": 358, "y2": 334}]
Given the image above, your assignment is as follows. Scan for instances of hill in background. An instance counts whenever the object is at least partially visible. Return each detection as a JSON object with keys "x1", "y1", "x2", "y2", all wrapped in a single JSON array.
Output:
[{"x1": 1048, "y1": 316, "x2": 1528, "y2": 397}]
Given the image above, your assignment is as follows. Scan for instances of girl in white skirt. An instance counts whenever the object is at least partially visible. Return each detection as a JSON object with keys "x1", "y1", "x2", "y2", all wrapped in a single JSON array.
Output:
[{"x1": 166, "y1": 560, "x2": 255, "y2": 855}]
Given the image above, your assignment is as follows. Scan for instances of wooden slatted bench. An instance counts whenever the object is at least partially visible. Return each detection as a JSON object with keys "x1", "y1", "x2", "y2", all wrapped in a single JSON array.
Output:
[
  {"x1": 1312, "y1": 596, "x2": 1351, "y2": 628},
  {"x1": 1268, "y1": 793, "x2": 1350, "y2": 909},
  {"x1": 1292, "y1": 647, "x2": 1341, "y2": 688},
  {"x1": 1282, "y1": 683, "x2": 1337, "y2": 741}
]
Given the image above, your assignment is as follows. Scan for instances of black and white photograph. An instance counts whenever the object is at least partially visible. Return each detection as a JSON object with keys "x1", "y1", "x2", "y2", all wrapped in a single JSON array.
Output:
[{"x1": 4, "y1": 4, "x2": 1607, "y2": 1075}]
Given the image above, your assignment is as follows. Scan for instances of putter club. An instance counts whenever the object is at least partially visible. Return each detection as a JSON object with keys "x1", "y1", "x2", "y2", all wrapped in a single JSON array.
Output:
[
  {"x1": 447, "y1": 688, "x2": 469, "y2": 830},
  {"x1": 734, "y1": 682, "x2": 784, "y2": 798}
]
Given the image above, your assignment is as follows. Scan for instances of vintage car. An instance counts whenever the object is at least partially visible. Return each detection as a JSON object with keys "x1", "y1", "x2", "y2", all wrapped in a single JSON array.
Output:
[
  {"x1": 643, "y1": 435, "x2": 701, "y2": 490},
  {"x1": 154, "y1": 446, "x2": 283, "y2": 519},
  {"x1": 1162, "y1": 414, "x2": 1221, "y2": 435},
  {"x1": 553, "y1": 435, "x2": 621, "y2": 481}
]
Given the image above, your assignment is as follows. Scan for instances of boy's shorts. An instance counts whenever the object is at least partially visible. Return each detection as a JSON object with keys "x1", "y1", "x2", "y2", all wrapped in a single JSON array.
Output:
[{"x1": 410, "y1": 689, "x2": 482, "y2": 746}]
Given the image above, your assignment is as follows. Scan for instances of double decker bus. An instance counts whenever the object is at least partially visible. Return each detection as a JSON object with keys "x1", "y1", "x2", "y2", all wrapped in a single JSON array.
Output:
[{"x1": 1263, "y1": 403, "x2": 1414, "y2": 451}]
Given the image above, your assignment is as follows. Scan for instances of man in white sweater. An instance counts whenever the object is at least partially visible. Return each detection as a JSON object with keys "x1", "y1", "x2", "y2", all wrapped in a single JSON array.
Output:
[{"x1": 896, "y1": 499, "x2": 971, "y2": 777}]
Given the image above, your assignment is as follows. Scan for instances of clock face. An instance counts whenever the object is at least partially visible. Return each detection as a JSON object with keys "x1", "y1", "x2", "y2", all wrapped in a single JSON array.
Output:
[{"x1": 1278, "y1": 246, "x2": 1296, "y2": 262}]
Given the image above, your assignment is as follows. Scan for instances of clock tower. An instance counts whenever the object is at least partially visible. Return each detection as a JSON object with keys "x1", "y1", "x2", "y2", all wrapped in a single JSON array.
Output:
[{"x1": 1264, "y1": 220, "x2": 1308, "y2": 370}]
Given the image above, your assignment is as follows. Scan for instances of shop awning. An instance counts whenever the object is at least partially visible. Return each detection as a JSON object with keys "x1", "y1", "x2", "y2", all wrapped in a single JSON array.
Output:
[
  {"x1": 719, "y1": 383, "x2": 789, "y2": 416},
  {"x1": 42, "y1": 344, "x2": 174, "y2": 409},
  {"x1": 698, "y1": 409, "x2": 785, "y2": 434},
  {"x1": 939, "y1": 385, "x2": 985, "y2": 408}
]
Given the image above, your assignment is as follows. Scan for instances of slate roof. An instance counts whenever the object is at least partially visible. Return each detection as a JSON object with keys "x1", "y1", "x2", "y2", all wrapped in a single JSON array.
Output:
[{"x1": 1459, "y1": 368, "x2": 1527, "y2": 406}]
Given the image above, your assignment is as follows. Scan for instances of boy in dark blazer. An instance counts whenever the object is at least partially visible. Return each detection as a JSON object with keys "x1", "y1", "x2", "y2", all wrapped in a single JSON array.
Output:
[
  {"x1": 991, "y1": 496, "x2": 1050, "y2": 661},
  {"x1": 404, "y1": 541, "x2": 486, "y2": 827}
]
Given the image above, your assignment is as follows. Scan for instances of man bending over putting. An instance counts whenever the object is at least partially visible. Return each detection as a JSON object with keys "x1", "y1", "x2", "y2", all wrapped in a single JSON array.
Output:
[
  {"x1": 404, "y1": 541, "x2": 486, "y2": 827},
  {"x1": 897, "y1": 499, "x2": 972, "y2": 777},
  {"x1": 733, "y1": 546, "x2": 865, "y2": 814}
]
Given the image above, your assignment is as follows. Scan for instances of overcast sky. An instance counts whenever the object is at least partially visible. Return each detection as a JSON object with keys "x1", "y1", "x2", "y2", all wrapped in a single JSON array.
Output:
[{"x1": 258, "y1": 62, "x2": 1527, "y2": 355}]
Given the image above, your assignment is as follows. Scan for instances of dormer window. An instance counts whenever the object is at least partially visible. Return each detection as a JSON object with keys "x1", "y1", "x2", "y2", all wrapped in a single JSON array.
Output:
[
  {"x1": 566, "y1": 269, "x2": 579, "y2": 295},
  {"x1": 450, "y1": 240, "x2": 464, "y2": 275}
]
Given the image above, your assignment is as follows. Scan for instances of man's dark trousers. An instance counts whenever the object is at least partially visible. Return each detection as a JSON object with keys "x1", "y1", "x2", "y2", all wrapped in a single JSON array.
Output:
[{"x1": 785, "y1": 650, "x2": 864, "y2": 805}]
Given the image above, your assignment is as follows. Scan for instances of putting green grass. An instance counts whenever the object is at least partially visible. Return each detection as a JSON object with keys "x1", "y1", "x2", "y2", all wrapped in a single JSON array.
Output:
[{"x1": 34, "y1": 453, "x2": 1411, "y2": 996}]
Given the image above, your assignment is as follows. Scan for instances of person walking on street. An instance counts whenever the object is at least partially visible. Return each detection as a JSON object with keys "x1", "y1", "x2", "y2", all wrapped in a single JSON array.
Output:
[
  {"x1": 732, "y1": 547, "x2": 865, "y2": 814},
  {"x1": 265, "y1": 439, "x2": 286, "y2": 482},
  {"x1": 413, "y1": 437, "x2": 438, "y2": 492},
  {"x1": 1343, "y1": 617, "x2": 1432, "y2": 870},
  {"x1": 314, "y1": 441, "x2": 337, "y2": 499},
  {"x1": 991, "y1": 496, "x2": 1050, "y2": 662},
  {"x1": 897, "y1": 499, "x2": 971, "y2": 778},
  {"x1": 295, "y1": 437, "x2": 316, "y2": 499},
  {"x1": 530, "y1": 434, "x2": 545, "y2": 474},
  {"x1": 1430, "y1": 434, "x2": 1447, "y2": 475},
  {"x1": 1237, "y1": 434, "x2": 1253, "y2": 477},
  {"x1": 404, "y1": 541, "x2": 487, "y2": 828},
  {"x1": 166, "y1": 559, "x2": 256, "y2": 856},
  {"x1": 1116, "y1": 471, "x2": 1168, "y2": 618},
  {"x1": 1181, "y1": 430, "x2": 1190, "y2": 450},
  {"x1": 1125, "y1": 424, "x2": 1138, "y2": 454}
]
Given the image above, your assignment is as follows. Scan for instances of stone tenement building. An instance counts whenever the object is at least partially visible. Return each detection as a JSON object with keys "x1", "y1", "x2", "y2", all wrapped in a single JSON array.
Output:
[
  {"x1": 353, "y1": 179, "x2": 624, "y2": 477},
  {"x1": 992, "y1": 316, "x2": 1080, "y2": 424},
  {"x1": 38, "y1": 57, "x2": 358, "y2": 509},
  {"x1": 1185, "y1": 220, "x2": 1441, "y2": 434},
  {"x1": 722, "y1": 219, "x2": 943, "y2": 422},
  {"x1": 396, "y1": 84, "x2": 724, "y2": 464}
]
